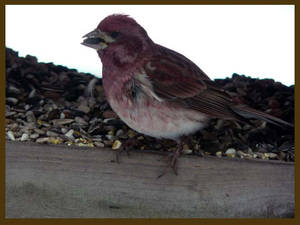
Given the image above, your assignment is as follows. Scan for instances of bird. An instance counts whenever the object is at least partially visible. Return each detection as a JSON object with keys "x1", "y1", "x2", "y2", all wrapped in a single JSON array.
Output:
[{"x1": 82, "y1": 14, "x2": 293, "y2": 176}]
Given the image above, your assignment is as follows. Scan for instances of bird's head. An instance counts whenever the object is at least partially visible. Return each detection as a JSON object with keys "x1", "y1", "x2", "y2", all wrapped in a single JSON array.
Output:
[{"x1": 82, "y1": 14, "x2": 153, "y2": 61}]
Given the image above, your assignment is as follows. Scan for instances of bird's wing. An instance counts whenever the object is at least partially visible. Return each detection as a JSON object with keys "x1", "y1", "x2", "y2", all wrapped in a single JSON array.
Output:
[
  {"x1": 137, "y1": 45, "x2": 236, "y2": 119},
  {"x1": 133, "y1": 45, "x2": 293, "y2": 126},
  {"x1": 142, "y1": 45, "x2": 210, "y2": 99}
]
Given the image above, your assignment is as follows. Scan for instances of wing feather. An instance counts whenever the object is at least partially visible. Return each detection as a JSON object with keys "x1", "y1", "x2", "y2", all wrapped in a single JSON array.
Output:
[{"x1": 138, "y1": 45, "x2": 236, "y2": 119}]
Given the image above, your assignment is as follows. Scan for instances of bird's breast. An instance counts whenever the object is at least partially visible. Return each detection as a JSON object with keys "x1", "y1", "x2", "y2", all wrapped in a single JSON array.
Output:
[{"x1": 106, "y1": 86, "x2": 208, "y2": 140}]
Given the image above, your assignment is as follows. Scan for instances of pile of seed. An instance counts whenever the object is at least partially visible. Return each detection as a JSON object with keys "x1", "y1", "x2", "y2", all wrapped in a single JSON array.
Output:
[{"x1": 5, "y1": 48, "x2": 294, "y2": 161}]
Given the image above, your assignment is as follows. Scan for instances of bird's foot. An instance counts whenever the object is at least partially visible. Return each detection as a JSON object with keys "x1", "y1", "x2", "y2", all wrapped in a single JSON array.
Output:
[
  {"x1": 157, "y1": 141, "x2": 184, "y2": 178},
  {"x1": 115, "y1": 137, "x2": 137, "y2": 163}
]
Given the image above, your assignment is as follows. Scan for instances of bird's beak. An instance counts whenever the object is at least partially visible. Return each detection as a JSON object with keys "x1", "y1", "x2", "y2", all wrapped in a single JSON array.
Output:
[{"x1": 81, "y1": 29, "x2": 114, "y2": 50}]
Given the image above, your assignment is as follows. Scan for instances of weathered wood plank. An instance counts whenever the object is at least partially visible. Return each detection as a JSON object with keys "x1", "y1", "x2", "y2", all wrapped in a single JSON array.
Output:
[{"x1": 6, "y1": 141, "x2": 294, "y2": 218}]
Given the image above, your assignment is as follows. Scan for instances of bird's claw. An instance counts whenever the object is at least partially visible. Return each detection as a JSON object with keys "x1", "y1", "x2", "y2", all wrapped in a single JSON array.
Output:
[
  {"x1": 114, "y1": 137, "x2": 136, "y2": 163},
  {"x1": 157, "y1": 149, "x2": 181, "y2": 178},
  {"x1": 115, "y1": 146, "x2": 130, "y2": 163}
]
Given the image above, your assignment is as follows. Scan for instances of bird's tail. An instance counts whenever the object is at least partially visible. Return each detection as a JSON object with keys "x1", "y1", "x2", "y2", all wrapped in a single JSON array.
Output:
[{"x1": 230, "y1": 104, "x2": 294, "y2": 127}]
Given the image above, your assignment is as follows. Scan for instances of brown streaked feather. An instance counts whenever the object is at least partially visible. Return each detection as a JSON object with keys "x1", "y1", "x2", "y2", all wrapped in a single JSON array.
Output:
[
  {"x1": 231, "y1": 104, "x2": 294, "y2": 127},
  {"x1": 143, "y1": 45, "x2": 239, "y2": 119},
  {"x1": 141, "y1": 45, "x2": 294, "y2": 127},
  {"x1": 144, "y1": 45, "x2": 210, "y2": 98},
  {"x1": 185, "y1": 89, "x2": 235, "y2": 119},
  {"x1": 130, "y1": 45, "x2": 293, "y2": 127}
]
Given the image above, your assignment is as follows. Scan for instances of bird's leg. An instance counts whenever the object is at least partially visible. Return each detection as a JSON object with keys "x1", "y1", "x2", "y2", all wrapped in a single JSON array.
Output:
[
  {"x1": 115, "y1": 136, "x2": 137, "y2": 163},
  {"x1": 158, "y1": 138, "x2": 185, "y2": 178}
]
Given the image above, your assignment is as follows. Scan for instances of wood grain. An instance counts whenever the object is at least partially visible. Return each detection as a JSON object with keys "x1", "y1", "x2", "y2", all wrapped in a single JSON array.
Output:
[{"x1": 6, "y1": 141, "x2": 294, "y2": 218}]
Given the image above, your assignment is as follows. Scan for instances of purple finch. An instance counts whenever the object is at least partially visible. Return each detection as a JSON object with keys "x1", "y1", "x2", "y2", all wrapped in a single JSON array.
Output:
[{"x1": 82, "y1": 14, "x2": 293, "y2": 175}]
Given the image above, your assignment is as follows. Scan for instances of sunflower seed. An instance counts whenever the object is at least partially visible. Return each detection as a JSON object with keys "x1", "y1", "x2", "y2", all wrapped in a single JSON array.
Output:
[
  {"x1": 20, "y1": 133, "x2": 29, "y2": 141},
  {"x1": 7, "y1": 131, "x2": 15, "y2": 141}
]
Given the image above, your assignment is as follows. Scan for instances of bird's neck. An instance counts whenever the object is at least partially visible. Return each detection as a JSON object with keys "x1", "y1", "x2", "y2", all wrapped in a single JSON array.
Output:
[
  {"x1": 100, "y1": 41, "x2": 156, "y2": 101},
  {"x1": 99, "y1": 38, "x2": 155, "y2": 68}
]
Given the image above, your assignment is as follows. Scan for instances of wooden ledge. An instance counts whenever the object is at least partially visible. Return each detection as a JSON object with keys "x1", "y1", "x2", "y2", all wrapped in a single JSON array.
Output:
[{"x1": 6, "y1": 141, "x2": 294, "y2": 218}]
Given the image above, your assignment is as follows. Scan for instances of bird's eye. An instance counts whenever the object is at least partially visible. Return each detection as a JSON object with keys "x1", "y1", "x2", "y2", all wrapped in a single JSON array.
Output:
[{"x1": 111, "y1": 31, "x2": 120, "y2": 38}]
